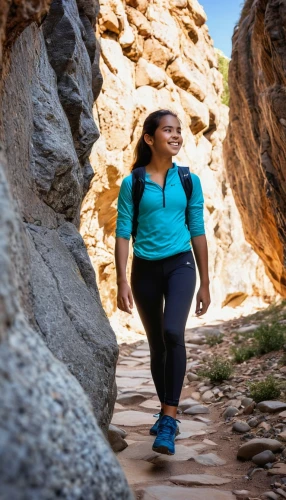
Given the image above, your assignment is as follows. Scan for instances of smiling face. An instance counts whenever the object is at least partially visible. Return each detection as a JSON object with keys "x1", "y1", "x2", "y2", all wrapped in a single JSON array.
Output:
[{"x1": 144, "y1": 114, "x2": 183, "y2": 158}]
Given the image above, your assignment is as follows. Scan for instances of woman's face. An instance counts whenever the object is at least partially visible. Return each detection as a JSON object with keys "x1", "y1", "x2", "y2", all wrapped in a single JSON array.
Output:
[{"x1": 144, "y1": 115, "x2": 183, "y2": 157}]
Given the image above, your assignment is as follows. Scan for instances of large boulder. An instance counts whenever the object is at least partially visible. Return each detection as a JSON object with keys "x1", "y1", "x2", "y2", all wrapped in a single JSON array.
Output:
[
  {"x1": 224, "y1": 0, "x2": 286, "y2": 297},
  {"x1": 0, "y1": 155, "x2": 132, "y2": 499},
  {"x1": 0, "y1": 0, "x2": 132, "y2": 496},
  {"x1": 1, "y1": 0, "x2": 117, "y2": 432}
]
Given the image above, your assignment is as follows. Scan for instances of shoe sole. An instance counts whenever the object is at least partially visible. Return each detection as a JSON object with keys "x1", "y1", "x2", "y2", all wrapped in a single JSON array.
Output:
[{"x1": 152, "y1": 445, "x2": 174, "y2": 456}]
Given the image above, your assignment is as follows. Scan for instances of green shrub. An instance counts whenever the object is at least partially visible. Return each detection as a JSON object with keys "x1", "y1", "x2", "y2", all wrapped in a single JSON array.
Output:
[
  {"x1": 231, "y1": 345, "x2": 257, "y2": 363},
  {"x1": 206, "y1": 333, "x2": 224, "y2": 347},
  {"x1": 254, "y1": 323, "x2": 286, "y2": 354},
  {"x1": 249, "y1": 376, "x2": 281, "y2": 403},
  {"x1": 198, "y1": 356, "x2": 233, "y2": 383},
  {"x1": 216, "y1": 49, "x2": 230, "y2": 106}
]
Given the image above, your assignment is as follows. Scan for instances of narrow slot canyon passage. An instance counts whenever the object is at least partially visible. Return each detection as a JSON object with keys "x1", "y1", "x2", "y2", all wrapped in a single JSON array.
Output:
[{"x1": 0, "y1": 0, "x2": 285, "y2": 499}]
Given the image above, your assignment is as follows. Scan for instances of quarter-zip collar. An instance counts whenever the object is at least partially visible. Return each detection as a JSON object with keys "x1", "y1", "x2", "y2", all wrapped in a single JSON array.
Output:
[{"x1": 145, "y1": 163, "x2": 177, "y2": 207}]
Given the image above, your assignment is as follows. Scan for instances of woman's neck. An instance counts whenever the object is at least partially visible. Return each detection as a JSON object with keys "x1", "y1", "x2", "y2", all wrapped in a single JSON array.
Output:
[{"x1": 146, "y1": 155, "x2": 173, "y2": 174}]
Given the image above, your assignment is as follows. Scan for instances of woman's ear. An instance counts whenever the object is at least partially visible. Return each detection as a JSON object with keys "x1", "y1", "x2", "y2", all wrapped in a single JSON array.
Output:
[{"x1": 144, "y1": 133, "x2": 153, "y2": 146}]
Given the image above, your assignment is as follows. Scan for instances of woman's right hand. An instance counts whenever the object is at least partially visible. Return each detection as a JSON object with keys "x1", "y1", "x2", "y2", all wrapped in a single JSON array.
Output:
[{"x1": 117, "y1": 280, "x2": 134, "y2": 314}]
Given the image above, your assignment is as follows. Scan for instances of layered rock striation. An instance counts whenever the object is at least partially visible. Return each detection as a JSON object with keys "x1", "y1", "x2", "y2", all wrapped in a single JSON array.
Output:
[
  {"x1": 224, "y1": 0, "x2": 286, "y2": 297},
  {"x1": 81, "y1": 0, "x2": 276, "y2": 325},
  {"x1": 0, "y1": 1, "x2": 131, "y2": 497}
]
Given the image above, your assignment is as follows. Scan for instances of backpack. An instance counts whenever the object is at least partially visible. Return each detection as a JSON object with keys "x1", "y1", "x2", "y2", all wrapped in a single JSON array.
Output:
[{"x1": 131, "y1": 166, "x2": 193, "y2": 243}]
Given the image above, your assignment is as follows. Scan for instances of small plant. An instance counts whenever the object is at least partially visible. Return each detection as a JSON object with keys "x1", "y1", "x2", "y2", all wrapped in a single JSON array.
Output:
[
  {"x1": 231, "y1": 345, "x2": 257, "y2": 363},
  {"x1": 249, "y1": 376, "x2": 281, "y2": 403},
  {"x1": 198, "y1": 356, "x2": 233, "y2": 383},
  {"x1": 206, "y1": 333, "x2": 224, "y2": 347},
  {"x1": 254, "y1": 323, "x2": 286, "y2": 354}
]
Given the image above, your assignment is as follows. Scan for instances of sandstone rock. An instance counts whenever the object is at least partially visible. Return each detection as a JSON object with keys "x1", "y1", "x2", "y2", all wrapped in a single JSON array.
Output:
[
  {"x1": 112, "y1": 410, "x2": 155, "y2": 427},
  {"x1": 268, "y1": 463, "x2": 286, "y2": 476},
  {"x1": 223, "y1": 406, "x2": 239, "y2": 420},
  {"x1": 109, "y1": 424, "x2": 127, "y2": 438},
  {"x1": 201, "y1": 390, "x2": 215, "y2": 403},
  {"x1": 261, "y1": 493, "x2": 279, "y2": 500},
  {"x1": 195, "y1": 453, "x2": 226, "y2": 466},
  {"x1": 237, "y1": 438, "x2": 283, "y2": 460},
  {"x1": 167, "y1": 57, "x2": 207, "y2": 100},
  {"x1": 136, "y1": 57, "x2": 167, "y2": 88},
  {"x1": 187, "y1": 372, "x2": 199, "y2": 381},
  {"x1": 117, "y1": 392, "x2": 148, "y2": 405},
  {"x1": 248, "y1": 418, "x2": 259, "y2": 428},
  {"x1": 108, "y1": 429, "x2": 128, "y2": 452},
  {"x1": 116, "y1": 368, "x2": 150, "y2": 378},
  {"x1": 180, "y1": 398, "x2": 200, "y2": 410},
  {"x1": 142, "y1": 486, "x2": 236, "y2": 500},
  {"x1": 184, "y1": 405, "x2": 210, "y2": 415},
  {"x1": 126, "y1": 6, "x2": 151, "y2": 36},
  {"x1": 252, "y1": 450, "x2": 276, "y2": 467},
  {"x1": 257, "y1": 401, "x2": 286, "y2": 413},
  {"x1": 179, "y1": 89, "x2": 209, "y2": 134},
  {"x1": 232, "y1": 491, "x2": 250, "y2": 500},
  {"x1": 170, "y1": 474, "x2": 231, "y2": 486},
  {"x1": 126, "y1": 0, "x2": 148, "y2": 13},
  {"x1": 118, "y1": 458, "x2": 169, "y2": 485},
  {"x1": 232, "y1": 421, "x2": 251, "y2": 434},
  {"x1": 278, "y1": 431, "x2": 286, "y2": 441},
  {"x1": 224, "y1": 1, "x2": 286, "y2": 295},
  {"x1": 139, "y1": 399, "x2": 161, "y2": 411},
  {"x1": 100, "y1": 9, "x2": 120, "y2": 33},
  {"x1": 241, "y1": 397, "x2": 254, "y2": 408}
]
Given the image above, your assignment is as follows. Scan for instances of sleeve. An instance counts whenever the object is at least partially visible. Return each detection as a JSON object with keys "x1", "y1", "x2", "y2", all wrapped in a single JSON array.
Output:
[
  {"x1": 115, "y1": 176, "x2": 134, "y2": 240},
  {"x1": 187, "y1": 173, "x2": 205, "y2": 238}
]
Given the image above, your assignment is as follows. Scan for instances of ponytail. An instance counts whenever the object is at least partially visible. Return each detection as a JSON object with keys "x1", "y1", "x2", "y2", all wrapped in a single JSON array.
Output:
[{"x1": 131, "y1": 109, "x2": 178, "y2": 171}]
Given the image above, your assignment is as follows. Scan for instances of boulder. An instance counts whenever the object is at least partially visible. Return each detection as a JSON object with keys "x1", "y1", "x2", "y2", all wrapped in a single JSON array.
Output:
[
  {"x1": 257, "y1": 401, "x2": 286, "y2": 413},
  {"x1": 237, "y1": 438, "x2": 283, "y2": 460}
]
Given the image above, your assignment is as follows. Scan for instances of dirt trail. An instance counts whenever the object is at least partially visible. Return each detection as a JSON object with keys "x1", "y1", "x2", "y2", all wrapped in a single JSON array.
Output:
[{"x1": 111, "y1": 308, "x2": 286, "y2": 499}]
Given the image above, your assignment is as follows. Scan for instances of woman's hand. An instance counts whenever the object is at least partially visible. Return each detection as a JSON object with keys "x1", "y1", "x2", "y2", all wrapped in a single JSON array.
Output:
[
  {"x1": 117, "y1": 280, "x2": 134, "y2": 314},
  {"x1": 195, "y1": 284, "x2": 211, "y2": 316}
]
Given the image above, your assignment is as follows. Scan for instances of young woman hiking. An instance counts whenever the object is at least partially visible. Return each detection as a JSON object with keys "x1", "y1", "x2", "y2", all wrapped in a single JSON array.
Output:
[{"x1": 115, "y1": 109, "x2": 210, "y2": 456}]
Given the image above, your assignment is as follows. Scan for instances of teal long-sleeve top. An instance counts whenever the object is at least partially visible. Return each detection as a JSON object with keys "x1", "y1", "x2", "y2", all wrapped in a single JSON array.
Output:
[{"x1": 115, "y1": 163, "x2": 205, "y2": 260}]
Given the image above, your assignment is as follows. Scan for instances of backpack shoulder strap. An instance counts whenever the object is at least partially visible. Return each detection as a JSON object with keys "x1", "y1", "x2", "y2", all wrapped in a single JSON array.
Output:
[
  {"x1": 178, "y1": 166, "x2": 193, "y2": 200},
  {"x1": 178, "y1": 166, "x2": 193, "y2": 230},
  {"x1": 131, "y1": 167, "x2": 146, "y2": 243}
]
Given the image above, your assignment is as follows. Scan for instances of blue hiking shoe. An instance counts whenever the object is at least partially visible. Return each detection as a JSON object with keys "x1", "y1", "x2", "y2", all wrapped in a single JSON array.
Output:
[
  {"x1": 152, "y1": 415, "x2": 177, "y2": 455},
  {"x1": 149, "y1": 411, "x2": 163, "y2": 436},
  {"x1": 149, "y1": 411, "x2": 180, "y2": 436}
]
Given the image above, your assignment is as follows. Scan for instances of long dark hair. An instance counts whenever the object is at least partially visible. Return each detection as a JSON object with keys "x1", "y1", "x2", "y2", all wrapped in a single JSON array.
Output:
[{"x1": 131, "y1": 110, "x2": 178, "y2": 171}]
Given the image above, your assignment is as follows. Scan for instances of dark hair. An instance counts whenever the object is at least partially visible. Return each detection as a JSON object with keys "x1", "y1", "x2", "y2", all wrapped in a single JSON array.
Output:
[{"x1": 131, "y1": 109, "x2": 178, "y2": 170}]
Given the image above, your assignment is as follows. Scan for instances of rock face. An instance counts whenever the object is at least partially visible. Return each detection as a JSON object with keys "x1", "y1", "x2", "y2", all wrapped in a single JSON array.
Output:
[
  {"x1": 0, "y1": 1, "x2": 131, "y2": 497},
  {"x1": 81, "y1": 0, "x2": 276, "y2": 325},
  {"x1": 1, "y1": 0, "x2": 117, "y2": 432},
  {"x1": 224, "y1": 0, "x2": 286, "y2": 297}
]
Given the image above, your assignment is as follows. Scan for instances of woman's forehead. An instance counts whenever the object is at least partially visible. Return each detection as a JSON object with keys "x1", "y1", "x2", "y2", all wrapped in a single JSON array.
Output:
[{"x1": 159, "y1": 115, "x2": 181, "y2": 128}]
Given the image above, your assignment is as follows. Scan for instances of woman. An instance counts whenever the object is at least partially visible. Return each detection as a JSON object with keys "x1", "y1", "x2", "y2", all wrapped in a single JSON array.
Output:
[{"x1": 115, "y1": 109, "x2": 210, "y2": 456}]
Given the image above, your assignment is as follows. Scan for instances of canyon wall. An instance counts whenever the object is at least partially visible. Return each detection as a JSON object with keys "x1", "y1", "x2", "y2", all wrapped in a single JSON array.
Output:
[
  {"x1": 0, "y1": 1, "x2": 131, "y2": 498},
  {"x1": 81, "y1": 0, "x2": 276, "y2": 330},
  {"x1": 224, "y1": 0, "x2": 286, "y2": 297}
]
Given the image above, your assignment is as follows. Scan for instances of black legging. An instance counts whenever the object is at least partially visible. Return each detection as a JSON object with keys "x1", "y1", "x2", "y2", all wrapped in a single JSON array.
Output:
[{"x1": 131, "y1": 251, "x2": 196, "y2": 407}]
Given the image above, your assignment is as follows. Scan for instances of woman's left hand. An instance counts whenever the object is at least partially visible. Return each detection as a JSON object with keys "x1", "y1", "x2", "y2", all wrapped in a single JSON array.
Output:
[{"x1": 195, "y1": 284, "x2": 211, "y2": 316}]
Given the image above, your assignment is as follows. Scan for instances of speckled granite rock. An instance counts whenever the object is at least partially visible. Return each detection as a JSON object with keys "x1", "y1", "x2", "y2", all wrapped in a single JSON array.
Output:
[{"x1": 0, "y1": 1, "x2": 131, "y2": 497}]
